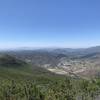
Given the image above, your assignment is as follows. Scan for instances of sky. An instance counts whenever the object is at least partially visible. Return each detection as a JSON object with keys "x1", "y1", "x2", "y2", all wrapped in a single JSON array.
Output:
[{"x1": 0, "y1": 0, "x2": 100, "y2": 49}]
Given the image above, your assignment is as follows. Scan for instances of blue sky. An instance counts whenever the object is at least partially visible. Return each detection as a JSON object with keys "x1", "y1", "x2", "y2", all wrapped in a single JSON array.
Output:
[{"x1": 0, "y1": 0, "x2": 100, "y2": 48}]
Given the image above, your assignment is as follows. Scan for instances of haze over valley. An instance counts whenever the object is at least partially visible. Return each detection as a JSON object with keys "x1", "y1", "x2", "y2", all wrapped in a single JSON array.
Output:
[{"x1": 1, "y1": 46, "x2": 100, "y2": 78}]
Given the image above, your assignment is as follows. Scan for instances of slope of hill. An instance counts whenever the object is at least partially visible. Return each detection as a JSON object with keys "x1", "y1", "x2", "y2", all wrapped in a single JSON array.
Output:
[
  {"x1": 80, "y1": 52, "x2": 100, "y2": 60},
  {"x1": 0, "y1": 54, "x2": 59, "y2": 81},
  {"x1": 0, "y1": 54, "x2": 26, "y2": 68}
]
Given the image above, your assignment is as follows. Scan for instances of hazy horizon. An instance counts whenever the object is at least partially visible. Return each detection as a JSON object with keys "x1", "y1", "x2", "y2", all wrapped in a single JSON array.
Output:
[
  {"x1": 0, "y1": 45, "x2": 100, "y2": 51},
  {"x1": 0, "y1": 0, "x2": 100, "y2": 48}
]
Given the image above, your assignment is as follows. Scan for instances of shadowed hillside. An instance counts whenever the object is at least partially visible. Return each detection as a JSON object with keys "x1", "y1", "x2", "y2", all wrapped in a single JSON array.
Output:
[{"x1": 0, "y1": 54, "x2": 26, "y2": 68}]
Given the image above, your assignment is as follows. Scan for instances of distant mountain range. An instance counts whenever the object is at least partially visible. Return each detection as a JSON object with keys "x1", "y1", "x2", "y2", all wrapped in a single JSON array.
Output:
[
  {"x1": 1, "y1": 46, "x2": 100, "y2": 78},
  {"x1": 1, "y1": 45, "x2": 100, "y2": 53}
]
